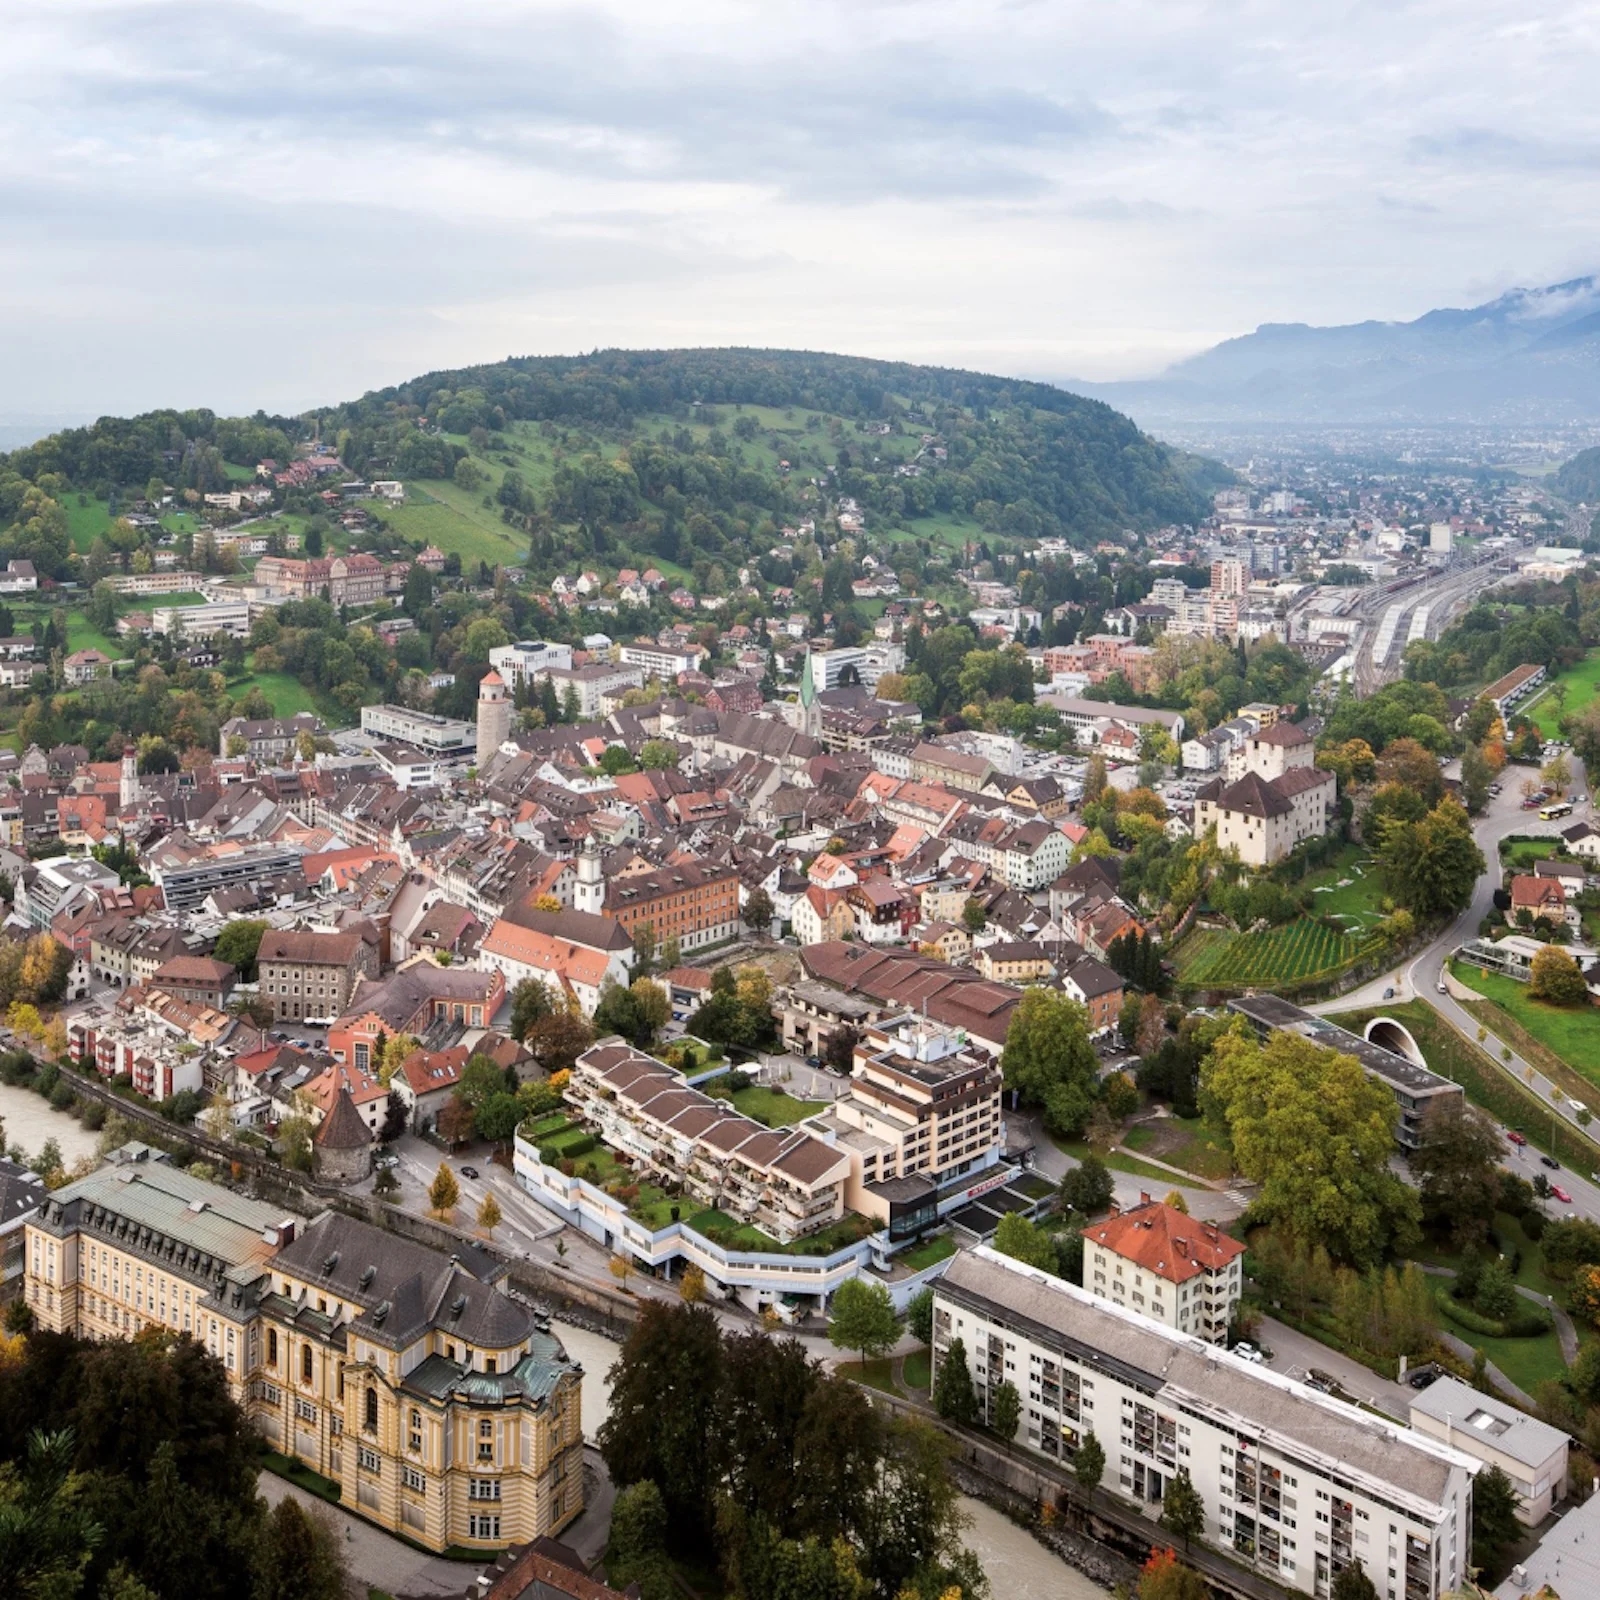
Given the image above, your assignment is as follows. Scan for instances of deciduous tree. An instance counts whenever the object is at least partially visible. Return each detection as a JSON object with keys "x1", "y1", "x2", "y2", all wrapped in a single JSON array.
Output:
[
  {"x1": 427, "y1": 1163, "x2": 459, "y2": 1219},
  {"x1": 828, "y1": 1278, "x2": 899, "y2": 1367},
  {"x1": 1530, "y1": 944, "x2": 1588, "y2": 1006},
  {"x1": 932, "y1": 1338, "x2": 976, "y2": 1426}
]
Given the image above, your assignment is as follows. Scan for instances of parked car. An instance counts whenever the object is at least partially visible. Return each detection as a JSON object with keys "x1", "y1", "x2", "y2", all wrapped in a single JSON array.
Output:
[
  {"x1": 1552, "y1": 1185, "x2": 1572, "y2": 1204},
  {"x1": 1305, "y1": 1368, "x2": 1338, "y2": 1394},
  {"x1": 1488, "y1": 784, "x2": 1502, "y2": 797},
  {"x1": 459, "y1": 1165, "x2": 480, "y2": 1180},
  {"x1": 1541, "y1": 1155, "x2": 1560, "y2": 1169},
  {"x1": 1383, "y1": 986, "x2": 1396, "y2": 1000},
  {"x1": 1231, "y1": 1342, "x2": 1265, "y2": 1364},
  {"x1": 1506, "y1": 1129, "x2": 1528, "y2": 1147},
  {"x1": 1408, "y1": 1367, "x2": 1441, "y2": 1390}
]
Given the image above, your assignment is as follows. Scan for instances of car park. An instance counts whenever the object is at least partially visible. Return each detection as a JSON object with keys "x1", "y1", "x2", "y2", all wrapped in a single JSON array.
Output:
[
  {"x1": 1552, "y1": 1185, "x2": 1572, "y2": 1204},
  {"x1": 1231, "y1": 1342, "x2": 1265, "y2": 1364}
]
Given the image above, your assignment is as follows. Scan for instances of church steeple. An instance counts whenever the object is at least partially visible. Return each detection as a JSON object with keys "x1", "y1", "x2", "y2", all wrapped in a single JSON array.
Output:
[{"x1": 798, "y1": 649, "x2": 821, "y2": 739}]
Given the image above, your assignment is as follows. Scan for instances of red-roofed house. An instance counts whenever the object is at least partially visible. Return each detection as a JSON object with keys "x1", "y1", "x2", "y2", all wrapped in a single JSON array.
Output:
[
  {"x1": 1510, "y1": 873, "x2": 1579, "y2": 931},
  {"x1": 393, "y1": 1044, "x2": 471, "y2": 1133},
  {"x1": 1084, "y1": 1194, "x2": 1244, "y2": 1342},
  {"x1": 478, "y1": 917, "x2": 630, "y2": 1016}
]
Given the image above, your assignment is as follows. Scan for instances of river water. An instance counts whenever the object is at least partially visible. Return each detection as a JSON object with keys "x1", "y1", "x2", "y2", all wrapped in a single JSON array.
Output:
[
  {"x1": 551, "y1": 1321, "x2": 1110, "y2": 1600},
  {"x1": 0, "y1": 1081, "x2": 98, "y2": 1167}
]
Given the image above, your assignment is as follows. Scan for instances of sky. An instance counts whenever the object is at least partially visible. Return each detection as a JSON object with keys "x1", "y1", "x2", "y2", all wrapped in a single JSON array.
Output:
[{"x1": 4, "y1": 0, "x2": 1599, "y2": 421}]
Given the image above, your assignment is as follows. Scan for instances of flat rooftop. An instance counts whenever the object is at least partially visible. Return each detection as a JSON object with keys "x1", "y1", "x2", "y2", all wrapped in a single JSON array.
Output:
[{"x1": 1227, "y1": 995, "x2": 1458, "y2": 1097}]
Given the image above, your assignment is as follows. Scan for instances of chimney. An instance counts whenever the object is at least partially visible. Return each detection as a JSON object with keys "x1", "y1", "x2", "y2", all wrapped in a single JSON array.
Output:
[{"x1": 1140, "y1": 1190, "x2": 1151, "y2": 1207}]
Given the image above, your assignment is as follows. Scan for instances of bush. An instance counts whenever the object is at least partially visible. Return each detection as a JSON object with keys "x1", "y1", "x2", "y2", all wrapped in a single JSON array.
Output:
[
  {"x1": 80, "y1": 1100, "x2": 105, "y2": 1132},
  {"x1": 1438, "y1": 1295, "x2": 1551, "y2": 1339},
  {"x1": 1522, "y1": 1210, "x2": 1546, "y2": 1241},
  {"x1": 539, "y1": 1144, "x2": 559, "y2": 1165},
  {"x1": 48, "y1": 1080, "x2": 75, "y2": 1111}
]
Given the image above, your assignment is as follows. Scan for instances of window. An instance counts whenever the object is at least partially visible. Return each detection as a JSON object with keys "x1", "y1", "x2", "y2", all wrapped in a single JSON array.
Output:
[
  {"x1": 365, "y1": 1387, "x2": 379, "y2": 1434},
  {"x1": 402, "y1": 1465, "x2": 426, "y2": 1493},
  {"x1": 409, "y1": 1409, "x2": 422, "y2": 1453},
  {"x1": 470, "y1": 1478, "x2": 501, "y2": 1501},
  {"x1": 468, "y1": 1514, "x2": 501, "y2": 1541},
  {"x1": 358, "y1": 1446, "x2": 381, "y2": 1473},
  {"x1": 294, "y1": 1398, "x2": 317, "y2": 1424},
  {"x1": 267, "y1": 1329, "x2": 279, "y2": 1366},
  {"x1": 302, "y1": 1345, "x2": 313, "y2": 1384}
]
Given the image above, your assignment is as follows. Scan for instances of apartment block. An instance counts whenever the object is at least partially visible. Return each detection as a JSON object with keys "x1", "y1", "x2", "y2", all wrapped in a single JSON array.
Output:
[
  {"x1": 933, "y1": 1248, "x2": 1476, "y2": 1600},
  {"x1": 1083, "y1": 1195, "x2": 1244, "y2": 1343}
]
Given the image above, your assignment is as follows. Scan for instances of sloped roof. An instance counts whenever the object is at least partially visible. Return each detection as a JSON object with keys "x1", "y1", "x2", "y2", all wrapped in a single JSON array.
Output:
[{"x1": 314, "y1": 1086, "x2": 373, "y2": 1150}]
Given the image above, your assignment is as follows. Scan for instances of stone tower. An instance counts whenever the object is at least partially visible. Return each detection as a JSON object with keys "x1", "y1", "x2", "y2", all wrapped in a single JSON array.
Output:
[
  {"x1": 476, "y1": 669, "x2": 511, "y2": 770},
  {"x1": 798, "y1": 648, "x2": 821, "y2": 740},
  {"x1": 120, "y1": 745, "x2": 140, "y2": 811},
  {"x1": 574, "y1": 835, "x2": 605, "y2": 917}
]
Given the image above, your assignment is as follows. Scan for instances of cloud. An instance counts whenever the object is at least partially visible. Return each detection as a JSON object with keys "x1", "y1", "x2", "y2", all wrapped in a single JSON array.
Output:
[{"x1": 0, "y1": 0, "x2": 1598, "y2": 409}]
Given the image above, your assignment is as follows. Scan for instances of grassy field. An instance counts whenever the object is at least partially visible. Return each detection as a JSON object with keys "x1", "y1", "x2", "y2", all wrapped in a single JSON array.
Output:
[
  {"x1": 232, "y1": 668, "x2": 321, "y2": 719},
  {"x1": 1051, "y1": 1135, "x2": 1182, "y2": 1186},
  {"x1": 1451, "y1": 961, "x2": 1600, "y2": 1097},
  {"x1": 1330, "y1": 999, "x2": 1600, "y2": 1172},
  {"x1": 1124, "y1": 1114, "x2": 1234, "y2": 1180},
  {"x1": 64, "y1": 497, "x2": 113, "y2": 554},
  {"x1": 898, "y1": 1232, "x2": 957, "y2": 1271},
  {"x1": 378, "y1": 484, "x2": 527, "y2": 569},
  {"x1": 1300, "y1": 845, "x2": 1388, "y2": 934},
  {"x1": 1175, "y1": 917, "x2": 1387, "y2": 991},
  {"x1": 1525, "y1": 649, "x2": 1600, "y2": 736},
  {"x1": 63, "y1": 614, "x2": 123, "y2": 657}
]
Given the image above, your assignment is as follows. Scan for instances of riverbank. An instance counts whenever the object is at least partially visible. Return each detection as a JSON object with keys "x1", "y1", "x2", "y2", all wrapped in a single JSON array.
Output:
[
  {"x1": 0, "y1": 1080, "x2": 97, "y2": 1166},
  {"x1": 549, "y1": 1320, "x2": 1116, "y2": 1600}
]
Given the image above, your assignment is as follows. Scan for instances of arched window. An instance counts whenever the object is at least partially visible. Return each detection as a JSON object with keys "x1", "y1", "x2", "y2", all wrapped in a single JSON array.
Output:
[
  {"x1": 302, "y1": 1344, "x2": 313, "y2": 1384},
  {"x1": 365, "y1": 1386, "x2": 379, "y2": 1434},
  {"x1": 267, "y1": 1329, "x2": 278, "y2": 1366}
]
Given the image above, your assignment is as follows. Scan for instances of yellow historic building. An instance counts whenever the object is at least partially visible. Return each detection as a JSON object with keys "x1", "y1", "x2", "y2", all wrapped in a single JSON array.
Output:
[{"x1": 23, "y1": 1147, "x2": 584, "y2": 1553}]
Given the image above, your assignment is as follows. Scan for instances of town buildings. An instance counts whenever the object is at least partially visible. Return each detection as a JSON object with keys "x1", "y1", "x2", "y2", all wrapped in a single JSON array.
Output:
[
  {"x1": 1082, "y1": 1195, "x2": 1245, "y2": 1342},
  {"x1": 258, "y1": 928, "x2": 379, "y2": 1023},
  {"x1": 24, "y1": 1151, "x2": 585, "y2": 1554},
  {"x1": 933, "y1": 1247, "x2": 1476, "y2": 1600}
]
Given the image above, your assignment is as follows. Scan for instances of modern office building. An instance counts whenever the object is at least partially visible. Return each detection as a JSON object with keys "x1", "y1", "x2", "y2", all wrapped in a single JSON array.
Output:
[
  {"x1": 1409, "y1": 1377, "x2": 1567, "y2": 1526},
  {"x1": 360, "y1": 705, "x2": 476, "y2": 757},
  {"x1": 933, "y1": 1247, "x2": 1477, "y2": 1600}
]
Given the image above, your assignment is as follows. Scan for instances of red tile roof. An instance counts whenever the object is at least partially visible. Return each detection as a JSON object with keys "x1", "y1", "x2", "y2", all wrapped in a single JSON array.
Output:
[{"x1": 1087, "y1": 1199, "x2": 1244, "y2": 1285}]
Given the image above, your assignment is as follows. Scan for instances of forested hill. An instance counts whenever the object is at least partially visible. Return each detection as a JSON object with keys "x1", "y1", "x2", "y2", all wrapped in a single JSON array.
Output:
[
  {"x1": 0, "y1": 348, "x2": 1226, "y2": 584},
  {"x1": 315, "y1": 347, "x2": 1226, "y2": 544}
]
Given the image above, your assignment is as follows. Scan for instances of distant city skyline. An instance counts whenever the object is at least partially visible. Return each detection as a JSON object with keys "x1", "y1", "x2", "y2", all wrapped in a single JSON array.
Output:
[{"x1": 3, "y1": 1, "x2": 1596, "y2": 418}]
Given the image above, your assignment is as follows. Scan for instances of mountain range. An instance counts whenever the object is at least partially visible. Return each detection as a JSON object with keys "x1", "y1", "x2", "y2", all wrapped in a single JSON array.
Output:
[{"x1": 1064, "y1": 277, "x2": 1600, "y2": 427}]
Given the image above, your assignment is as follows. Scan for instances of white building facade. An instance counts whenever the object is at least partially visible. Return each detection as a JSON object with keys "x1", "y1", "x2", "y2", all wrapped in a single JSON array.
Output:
[{"x1": 933, "y1": 1249, "x2": 1476, "y2": 1600}]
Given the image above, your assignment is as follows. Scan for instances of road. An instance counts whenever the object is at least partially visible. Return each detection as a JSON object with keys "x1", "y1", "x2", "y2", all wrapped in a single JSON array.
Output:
[{"x1": 1312, "y1": 760, "x2": 1600, "y2": 1224}]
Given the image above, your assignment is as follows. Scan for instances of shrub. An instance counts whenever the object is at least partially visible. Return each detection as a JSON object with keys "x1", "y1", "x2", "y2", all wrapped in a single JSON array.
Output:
[
  {"x1": 80, "y1": 1100, "x2": 105, "y2": 1132},
  {"x1": 539, "y1": 1144, "x2": 559, "y2": 1165},
  {"x1": 1438, "y1": 1295, "x2": 1551, "y2": 1339},
  {"x1": 559, "y1": 1158, "x2": 576, "y2": 1176},
  {"x1": 1522, "y1": 1210, "x2": 1546, "y2": 1242},
  {"x1": 48, "y1": 1081, "x2": 75, "y2": 1111}
]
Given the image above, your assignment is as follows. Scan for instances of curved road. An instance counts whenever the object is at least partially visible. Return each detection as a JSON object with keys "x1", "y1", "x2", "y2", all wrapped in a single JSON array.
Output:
[{"x1": 1314, "y1": 761, "x2": 1600, "y2": 1223}]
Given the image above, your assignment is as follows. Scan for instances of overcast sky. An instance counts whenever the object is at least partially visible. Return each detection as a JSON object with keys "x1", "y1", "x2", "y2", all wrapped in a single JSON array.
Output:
[{"x1": 4, "y1": 0, "x2": 1598, "y2": 421}]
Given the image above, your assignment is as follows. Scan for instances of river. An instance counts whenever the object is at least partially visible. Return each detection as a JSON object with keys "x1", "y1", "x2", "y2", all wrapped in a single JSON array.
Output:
[
  {"x1": 551, "y1": 1321, "x2": 1111, "y2": 1600},
  {"x1": 0, "y1": 1081, "x2": 98, "y2": 1167}
]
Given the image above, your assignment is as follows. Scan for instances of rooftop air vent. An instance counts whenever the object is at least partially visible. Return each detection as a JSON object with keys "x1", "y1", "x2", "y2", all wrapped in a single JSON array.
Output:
[
  {"x1": 322, "y1": 1252, "x2": 340, "y2": 1274},
  {"x1": 450, "y1": 1294, "x2": 467, "y2": 1319},
  {"x1": 359, "y1": 1265, "x2": 375, "y2": 1289},
  {"x1": 372, "y1": 1301, "x2": 390, "y2": 1325}
]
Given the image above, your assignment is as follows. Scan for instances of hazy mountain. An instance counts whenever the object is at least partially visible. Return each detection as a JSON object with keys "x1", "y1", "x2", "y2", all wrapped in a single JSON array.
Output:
[{"x1": 1066, "y1": 277, "x2": 1600, "y2": 427}]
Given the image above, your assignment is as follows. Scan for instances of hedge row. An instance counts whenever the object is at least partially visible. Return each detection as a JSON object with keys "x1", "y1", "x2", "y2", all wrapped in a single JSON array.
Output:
[{"x1": 1437, "y1": 1295, "x2": 1552, "y2": 1340}]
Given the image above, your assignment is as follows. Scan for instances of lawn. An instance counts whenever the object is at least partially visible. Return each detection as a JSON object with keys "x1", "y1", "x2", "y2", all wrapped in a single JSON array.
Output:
[
  {"x1": 1124, "y1": 1115, "x2": 1235, "y2": 1180},
  {"x1": 65, "y1": 497, "x2": 113, "y2": 554},
  {"x1": 381, "y1": 482, "x2": 527, "y2": 570},
  {"x1": 898, "y1": 1232, "x2": 957, "y2": 1272},
  {"x1": 1501, "y1": 838, "x2": 1559, "y2": 871},
  {"x1": 1329, "y1": 999, "x2": 1600, "y2": 1173},
  {"x1": 1175, "y1": 917, "x2": 1387, "y2": 992},
  {"x1": 902, "y1": 1348, "x2": 932, "y2": 1390},
  {"x1": 64, "y1": 612, "x2": 124, "y2": 658},
  {"x1": 1300, "y1": 845, "x2": 1388, "y2": 934},
  {"x1": 1429, "y1": 1281, "x2": 1570, "y2": 1392},
  {"x1": 1451, "y1": 962, "x2": 1600, "y2": 1097},
  {"x1": 1523, "y1": 648, "x2": 1600, "y2": 737},
  {"x1": 1051, "y1": 1134, "x2": 1182, "y2": 1186},
  {"x1": 727, "y1": 1083, "x2": 825, "y2": 1127},
  {"x1": 232, "y1": 667, "x2": 321, "y2": 719},
  {"x1": 686, "y1": 1207, "x2": 875, "y2": 1257}
]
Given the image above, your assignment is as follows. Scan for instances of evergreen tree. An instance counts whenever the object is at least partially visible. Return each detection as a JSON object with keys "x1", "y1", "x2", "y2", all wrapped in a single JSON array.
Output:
[
  {"x1": 932, "y1": 1337, "x2": 977, "y2": 1425},
  {"x1": 1075, "y1": 1429, "x2": 1105, "y2": 1489},
  {"x1": 1160, "y1": 1467, "x2": 1205, "y2": 1550}
]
